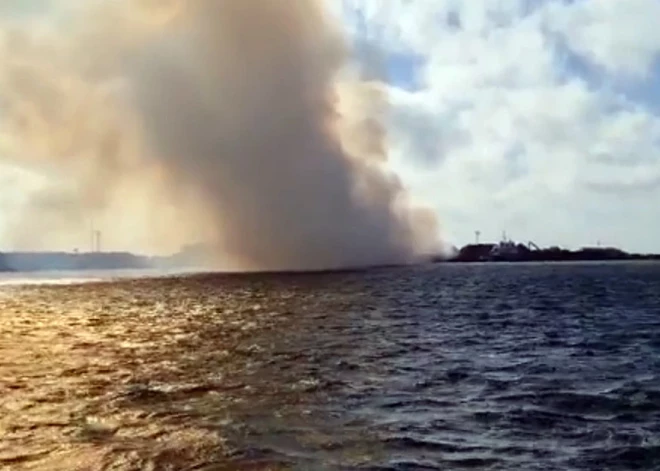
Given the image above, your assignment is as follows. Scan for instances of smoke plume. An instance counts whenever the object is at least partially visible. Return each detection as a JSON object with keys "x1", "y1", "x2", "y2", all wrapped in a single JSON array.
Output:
[{"x1": 0, "y1": 0, "x2": 440, "y2": 271}]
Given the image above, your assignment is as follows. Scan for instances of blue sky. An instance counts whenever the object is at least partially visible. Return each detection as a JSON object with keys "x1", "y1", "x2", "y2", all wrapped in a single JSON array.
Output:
[
  {"x1": 336, "y1": 0, "x2": 660, "y2": 252},
  {"x1": 1, "y1": 0, "x2": 660, "y2": 253}
]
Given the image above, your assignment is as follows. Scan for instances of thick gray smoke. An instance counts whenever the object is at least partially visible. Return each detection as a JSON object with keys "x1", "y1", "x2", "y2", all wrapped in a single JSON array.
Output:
[{"x1": 0, "y1": 0, "x2": 440, "y2": 270}]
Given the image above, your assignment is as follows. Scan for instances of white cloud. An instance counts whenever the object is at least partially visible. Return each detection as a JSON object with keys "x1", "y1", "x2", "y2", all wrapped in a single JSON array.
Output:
[
  {"x1": 545, "y1": 0, "x2": 660, "y2": 78},
  {"x1": 2, "y1": 0, "x2": 659, "y2": 253},
  {"x1": 341, "y1": 0, "x2": 660, "y2": 252}
]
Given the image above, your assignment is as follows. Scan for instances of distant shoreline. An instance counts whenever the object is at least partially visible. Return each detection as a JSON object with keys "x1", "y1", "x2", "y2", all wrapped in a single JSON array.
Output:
[
  {"x1": 437, "y1": 242, "x2": 660, "y2": 264},
  {"x1": 439, "y1": 257, "x2": 660, "y2": 264},
  {"x1": 1, "y1": 246, "x2": 659, "y2": 274}
]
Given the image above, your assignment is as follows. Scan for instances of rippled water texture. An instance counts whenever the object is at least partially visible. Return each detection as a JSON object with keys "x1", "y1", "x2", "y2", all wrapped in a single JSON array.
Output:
[{"x1": 1, "y1": 262, "x2": 660, "y2": 470}]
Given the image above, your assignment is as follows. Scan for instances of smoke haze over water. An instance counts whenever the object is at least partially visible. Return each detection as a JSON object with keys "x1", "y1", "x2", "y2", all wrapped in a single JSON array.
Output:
[{"x1": 0, "y1": 0, "x2": 440, "y2": 271}]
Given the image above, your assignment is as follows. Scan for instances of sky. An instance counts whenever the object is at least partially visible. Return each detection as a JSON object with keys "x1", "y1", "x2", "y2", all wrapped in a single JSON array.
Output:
[
  {"x1": 2, "y1": 0, "x2": 660, "y2": 253},
  {"x1": 335, "y1": 0, "x2": 660, "y2": 253}
]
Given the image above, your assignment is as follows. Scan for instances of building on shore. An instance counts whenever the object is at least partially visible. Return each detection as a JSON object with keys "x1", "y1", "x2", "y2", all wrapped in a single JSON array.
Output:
[{"x1": 449, "y1": 238, "x2": 655, "y2": 263}]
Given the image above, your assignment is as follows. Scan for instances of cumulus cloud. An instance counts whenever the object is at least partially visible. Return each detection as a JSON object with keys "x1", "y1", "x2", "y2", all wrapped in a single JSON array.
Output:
[
  {"x1": 545, "y1": 0, "x2": 660, "y2": 78},
  {"x1": 340, "y1": 0, "x2": 660, "y2": 252}
]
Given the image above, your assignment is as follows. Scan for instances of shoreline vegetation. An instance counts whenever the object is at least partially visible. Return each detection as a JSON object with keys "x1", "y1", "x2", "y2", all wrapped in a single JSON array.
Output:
[
  {"x1": 0, "y1": 241, "x2": 659, "y2": 273},
  {"x1": 437, "y1": 241, "x2": 660, "y2": 264}
]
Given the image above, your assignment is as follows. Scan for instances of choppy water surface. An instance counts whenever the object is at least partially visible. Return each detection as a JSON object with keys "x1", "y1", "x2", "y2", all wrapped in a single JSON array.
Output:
[{"x1": 1, "y1": 263, "x2": 660, "y2": 470}]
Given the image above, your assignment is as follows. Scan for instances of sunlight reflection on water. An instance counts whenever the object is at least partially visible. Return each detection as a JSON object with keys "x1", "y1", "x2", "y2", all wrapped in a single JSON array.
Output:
[{"x1": 0, "y1": 269, "x2": 190, "y2": 286}]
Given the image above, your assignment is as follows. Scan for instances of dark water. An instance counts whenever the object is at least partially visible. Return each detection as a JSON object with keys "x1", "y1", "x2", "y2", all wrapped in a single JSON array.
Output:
[{"x1": 2, "y1": 262, "x2": 660, "y2": 470}]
